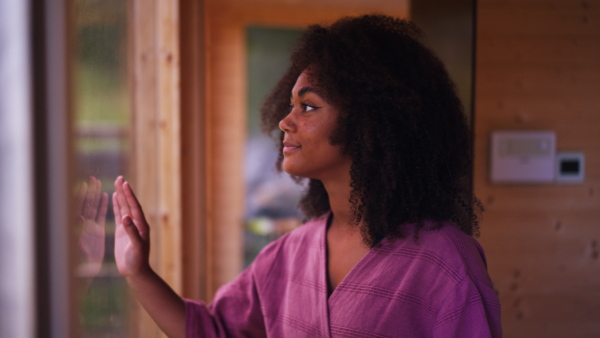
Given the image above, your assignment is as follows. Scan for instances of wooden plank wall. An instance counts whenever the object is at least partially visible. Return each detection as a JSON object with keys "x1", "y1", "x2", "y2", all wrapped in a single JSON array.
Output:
[{"x1": 474, "y1": 0, "x2": 600, "y2": 336}]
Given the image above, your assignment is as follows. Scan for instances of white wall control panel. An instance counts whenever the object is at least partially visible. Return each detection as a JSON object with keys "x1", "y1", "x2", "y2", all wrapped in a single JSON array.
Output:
[
  {"x1": 490, "y1": 131, "x2": 556, "y2": 183},
  {"x1": 555, "y1": 152, "x2": 585, "y2": 183}
]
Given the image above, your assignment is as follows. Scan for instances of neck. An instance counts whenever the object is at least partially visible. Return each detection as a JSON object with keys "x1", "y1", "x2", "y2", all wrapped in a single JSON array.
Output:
[{"x1": 321, "y1": 170, "x2": 355, "y2": 231}]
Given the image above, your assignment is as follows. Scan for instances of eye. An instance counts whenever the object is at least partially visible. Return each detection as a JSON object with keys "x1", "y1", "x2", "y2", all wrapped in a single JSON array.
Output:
[
  {"x1": 302, "y1": 104, "x2": 320, "y2": 112},
  {"x1": 288, "y1": 103, "x2": 294, "y2": 112}
]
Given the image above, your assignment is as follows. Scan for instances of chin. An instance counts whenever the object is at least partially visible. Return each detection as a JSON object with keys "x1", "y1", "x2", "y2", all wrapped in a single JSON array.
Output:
[
  {"x1": 282, "y1": 162, "x2": 310, "y2": 179},
  {"x1": 282, "y1": 164, "x2": 300, "y2": 177}
]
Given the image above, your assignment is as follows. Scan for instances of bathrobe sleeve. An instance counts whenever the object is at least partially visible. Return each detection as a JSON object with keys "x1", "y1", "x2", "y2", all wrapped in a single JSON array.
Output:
[{"x1": 184, "y1": 265, "x2": 267, "y2": 338}]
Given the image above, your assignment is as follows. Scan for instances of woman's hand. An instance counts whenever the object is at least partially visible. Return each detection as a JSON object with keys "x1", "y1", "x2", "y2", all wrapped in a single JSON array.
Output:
[
  {"x1": 76, "y1": 176, "x2": 108, "y2": 278},
  {"x1": 113, "y1": 178, "x2": 186, "y2": 337},
  {"x1": 113, "y1": 176, "x2": 151, "y2": 279}
]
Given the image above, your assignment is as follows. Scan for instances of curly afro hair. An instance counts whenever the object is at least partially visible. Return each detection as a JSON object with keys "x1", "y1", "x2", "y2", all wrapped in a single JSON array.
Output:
[{"x1": 261, "y1": 14, "x2": 482, "y2": 246}]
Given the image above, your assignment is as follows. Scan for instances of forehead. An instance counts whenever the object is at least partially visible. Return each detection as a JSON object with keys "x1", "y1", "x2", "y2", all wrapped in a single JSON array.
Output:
[
  {"x1": 294, "y1": 71, "x2": 311, "y2": 86},
  {"x1": 292, "y1": 71, "x2": 310, "y2": 90},
  {"x1": 291, "y1": 71, "x2": 319, "y2": 98}
]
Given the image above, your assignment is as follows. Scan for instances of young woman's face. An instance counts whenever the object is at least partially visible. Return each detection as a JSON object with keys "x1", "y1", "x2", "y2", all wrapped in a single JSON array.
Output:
[{"x1": 278, "y1": 71, "x2": 352, "y2": 180}]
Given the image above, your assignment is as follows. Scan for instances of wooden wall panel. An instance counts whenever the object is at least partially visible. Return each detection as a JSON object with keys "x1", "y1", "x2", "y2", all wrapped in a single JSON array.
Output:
[
  {"x1": 480, "y1": 36, "x2": 600, "y2": 66},
  {"x1": 474, "y1": 0, "x2": 600, "y2": 336}
]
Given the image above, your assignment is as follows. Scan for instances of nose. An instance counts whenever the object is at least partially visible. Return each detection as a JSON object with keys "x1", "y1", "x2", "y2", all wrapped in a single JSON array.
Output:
[{"x1": 279, "y1": 114, "x2": 296, "y2": 133}]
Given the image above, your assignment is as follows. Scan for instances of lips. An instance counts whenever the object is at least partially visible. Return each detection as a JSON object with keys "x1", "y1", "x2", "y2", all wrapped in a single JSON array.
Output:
[{"x1": 282, "y1": 141, "x2": 301, "y2": 154}]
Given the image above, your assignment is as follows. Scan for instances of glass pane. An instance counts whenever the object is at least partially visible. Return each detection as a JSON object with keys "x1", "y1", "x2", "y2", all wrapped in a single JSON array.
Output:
[
  {"x1": 244, "y1": 27, "x2": 305, "y2": 266},
  {"x1": 73, "y1": 0, "x2": 131, "y2": 336}
]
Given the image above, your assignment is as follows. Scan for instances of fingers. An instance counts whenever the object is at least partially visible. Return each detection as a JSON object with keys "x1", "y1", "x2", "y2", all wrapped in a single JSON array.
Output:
[
  {"x1": 82, "y1": 176, "x2": 101, "y2": 220},
  {"x1": 112, "y1": 192, "x2": 122, "y2": 226},
  {"x1": 89, "y1": 177, "x2": 101, "y2": 217},
  {"x1": 76, "y1": 181, "x2": 88, "y2": 215},
  {"x1": 122, "y1": 215, "x2": 143, "y2": 245},
  {"x1": 96, "y1": 192, "x2": 109, "y2": 225},
  {"x1": 114, "y1": 176, "x2": 149, "y2": 240},
  {"x1": 123, "y1": 182, "x2": 150, "y2": 240},
  {"x1": 114, "y1": 176, "x2": 131, "y2": 222},
  {"x1": 123, "y1": 181, "x2": 147, "y2": 220},
  {"x1": 83, "y1": 177, "x2": 96, "y2": 219}
]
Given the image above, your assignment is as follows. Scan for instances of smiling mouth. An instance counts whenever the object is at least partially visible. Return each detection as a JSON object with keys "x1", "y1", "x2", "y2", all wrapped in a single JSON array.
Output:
[
  {"x1": 283, "y1": 146, "x2": 301, "y2": 154},
  {"x1": 282, "y1": 142, "x2": 301, "y2": 154}
]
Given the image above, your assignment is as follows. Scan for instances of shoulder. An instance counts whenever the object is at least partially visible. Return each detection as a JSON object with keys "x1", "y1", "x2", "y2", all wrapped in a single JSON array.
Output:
[
  {"x1": 366, "y1": 221, "x2": 497, "y2": 308},
  {"x1": 383, "y1": 222, "x2": 491, "y2": 284},
  {"x1": 378, "y1": 222, "x2": 500, "y2": 327},
  {"x1": 408, "y1": 224, "x2": 502, "y2": 336},
  {"x1": 428, "y1": 223, "x2": 493, "y2": 286}
]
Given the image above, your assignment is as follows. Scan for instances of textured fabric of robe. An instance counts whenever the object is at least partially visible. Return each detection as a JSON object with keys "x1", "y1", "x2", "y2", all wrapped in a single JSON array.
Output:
[{"x1": 185, "y1": 213, "x2": 502, "y2": 337}]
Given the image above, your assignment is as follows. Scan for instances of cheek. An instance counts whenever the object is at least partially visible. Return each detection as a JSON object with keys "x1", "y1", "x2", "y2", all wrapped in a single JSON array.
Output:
[
  {"x1": 301, "y1": 120, "x2": 321, "y2": 133},
  {"x1": 302, "y1": 118, "x2": 336, "y2": 143}
]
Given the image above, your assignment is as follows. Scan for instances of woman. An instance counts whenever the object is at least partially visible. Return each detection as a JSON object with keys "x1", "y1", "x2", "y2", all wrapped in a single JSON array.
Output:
[{"x1": 113, "y1": 14, "x2": 501, "y2": 337}]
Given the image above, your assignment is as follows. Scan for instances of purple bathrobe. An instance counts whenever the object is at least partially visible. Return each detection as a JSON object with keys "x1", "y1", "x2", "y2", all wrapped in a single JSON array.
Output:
[{"x1": 185, "y1": 213, "x2": 502, "y2": 337}]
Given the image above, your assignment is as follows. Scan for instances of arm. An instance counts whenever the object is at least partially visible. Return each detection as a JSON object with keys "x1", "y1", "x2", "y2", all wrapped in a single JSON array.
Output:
[{"x1": 113, "y1": 176, "x2": 185, "y2": 338}]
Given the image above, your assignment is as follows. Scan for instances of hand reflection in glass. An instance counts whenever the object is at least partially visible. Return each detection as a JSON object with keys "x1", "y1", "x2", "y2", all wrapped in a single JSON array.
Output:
[{"x1": 76, "y1": 176, "x2": 109, "y2": 280}]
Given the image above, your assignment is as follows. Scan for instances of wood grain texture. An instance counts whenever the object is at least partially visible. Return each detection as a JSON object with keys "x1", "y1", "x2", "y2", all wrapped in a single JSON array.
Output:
[
  {"x1": 474, "y1": 0, "x2": 600, "y2": 336},
  {"x1": 130, "y1": 1, "x2": 159, "y2": 336},
  {"x1": 130, "y1": 0, "x2": 181, "y2": 336},
  {"x1": 180, "y1": 0, "x2": 206, "y2": 303}
]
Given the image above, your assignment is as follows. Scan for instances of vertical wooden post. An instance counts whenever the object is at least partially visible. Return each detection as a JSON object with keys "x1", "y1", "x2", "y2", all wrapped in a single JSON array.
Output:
[
  {"x1": 203, "y1": 2, "x2": 247, "y2": 298},
  {"x1": 130, "y1": 0, "x2": 181, "y2": 336},
  {"x1": 180, "y1": 0, "x2": 207, "y2": 302},
  {"x1": 156, "y1": 0, "x2": 182, "y2": 299}
]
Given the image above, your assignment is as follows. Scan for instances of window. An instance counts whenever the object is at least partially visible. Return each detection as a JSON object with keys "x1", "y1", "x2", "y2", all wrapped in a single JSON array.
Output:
[
  {"x1": 244, "y1": 27, "x2": 305, "y2": 267},
  {"x1": 74, "y1": 0, "x2": 132, "y2": 336}
]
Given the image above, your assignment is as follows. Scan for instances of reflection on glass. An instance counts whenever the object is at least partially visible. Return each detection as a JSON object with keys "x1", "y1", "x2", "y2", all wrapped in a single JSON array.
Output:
[
  {"x1": 74, "y1": 0, "x2": 131, "y2": 336},
  {"x1": 76, "y1": 177, "x2": 108, "y2": 287},
  {"x1": 244, "y1": 27, "x2": 305, "y2": 267}
]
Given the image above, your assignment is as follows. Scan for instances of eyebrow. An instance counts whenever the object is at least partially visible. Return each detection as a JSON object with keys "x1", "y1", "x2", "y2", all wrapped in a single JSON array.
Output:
[{"x1": 290, "y1": 86, "x2": 319, "y2": 100}]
